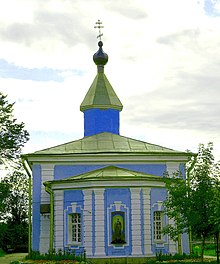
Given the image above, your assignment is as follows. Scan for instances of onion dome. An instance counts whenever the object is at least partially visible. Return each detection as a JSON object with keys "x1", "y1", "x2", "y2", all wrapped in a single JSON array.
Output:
[{"x1": 93, "y1": 41, "x2": 108, "y2": 66}]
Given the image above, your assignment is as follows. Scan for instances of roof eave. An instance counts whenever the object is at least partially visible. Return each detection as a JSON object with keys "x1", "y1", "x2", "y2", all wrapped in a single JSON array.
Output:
[
  {"x1": 44, "y1": 175, "x2": 166, "y2": 187},
  {"x1": 80, "y1": 104, "x2": 123, "y2": 112}
]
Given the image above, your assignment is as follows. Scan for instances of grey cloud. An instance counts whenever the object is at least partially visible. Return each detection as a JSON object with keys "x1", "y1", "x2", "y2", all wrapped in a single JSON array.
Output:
[
  {"x1": 0, "y1": 10, "x2": 94, "y2": 48},
  {"x1": 157, "y1": 29, "x2": 200, "y2": 47},
  {"x1": 0, "y1": 0, "x2": 147, "y2": 49},
  {"x1": 104, "y1": 0, "x2": 147, "y2": 19},
  {"x1": 35, "y1": 11, "x2": 94, "y2": 47},
  {"x1": 125, "y1": 70, "x2": 220, "y2": 132},
  {"x1": 0, "y1": 23, "x2": 45, "y2": 46}
]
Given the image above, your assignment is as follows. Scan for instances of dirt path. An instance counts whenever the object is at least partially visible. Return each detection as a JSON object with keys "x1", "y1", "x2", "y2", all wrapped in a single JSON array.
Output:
[{"x1": 0, "y1": 253, "x2": 27, "y2": 264}]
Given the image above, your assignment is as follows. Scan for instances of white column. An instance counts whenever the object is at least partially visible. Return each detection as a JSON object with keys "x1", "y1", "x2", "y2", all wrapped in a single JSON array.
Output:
[
  {"x1": 94, "y1": 188, "x2": 105, "y2": 257},
  {"x1": 143, "y1": 188, "x2": 152, "y2": 255},
  {"x1": 54, "y1": 190, "x2": 64, "y2": 251},
  {"x1": 131, "y1": 188, "x2": 142, "y2": 256},
  {"x1": 83, "y1": 189, "x2": 93, "y2": 257},
  {"x1": 166, "y1": 162, "x2": 179, "y2": 177},
  {"x1": 168, "y1": 218, "x2": 177, "y2": 254},
  {"x1": 40, "y1": 164, "x2": 54, "y2": 253}
]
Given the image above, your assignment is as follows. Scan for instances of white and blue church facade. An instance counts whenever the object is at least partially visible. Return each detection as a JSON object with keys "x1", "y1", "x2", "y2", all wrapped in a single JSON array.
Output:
[{"x1": 23, "y1": 40, "x2": 191, "y2": 259}]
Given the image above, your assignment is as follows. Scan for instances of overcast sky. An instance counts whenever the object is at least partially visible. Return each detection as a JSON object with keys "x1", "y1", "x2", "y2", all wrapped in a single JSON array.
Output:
[{"x1": 0, "y1": 0, "x2": 220, "y2": 162}]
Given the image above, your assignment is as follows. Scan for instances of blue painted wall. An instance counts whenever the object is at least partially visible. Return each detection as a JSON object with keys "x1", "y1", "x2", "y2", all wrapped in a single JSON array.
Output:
[
  {"x1": 179, "y1": 164, "x2": 186, "y2": 180},
  {"x1": 84, "y1": 108, "x2": 120, "y2": 136},
  {"x1": 151, "y1": 188, "x2": 169, "y2": 254},
  {"x1": 182, "y1": 233, "x2": 190, "y2": 254},
  {"x1": 105, "y1": 188, "x2": 131, "y2": 256},
  {"x1": 54, "y1": 165, "x2": 105, "y2": 180},
  {"x1": 64, "y1": 190, "x2": 84, "y2": 255},
  {"x1": 34, "y1": 161, "x2": 189, "y2": 256},
  {"x1": 32, "y1": 164, "x2": 41, "y2": 251},
  {"x1": 54, "y1": 164, "x2": 167, "y2": 181},
  {"x1": 118, "y1": 164, "x2": 166, "y2": 177}
]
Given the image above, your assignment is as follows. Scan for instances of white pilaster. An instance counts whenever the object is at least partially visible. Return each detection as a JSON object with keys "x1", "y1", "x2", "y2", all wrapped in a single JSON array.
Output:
[
  {"x1": 131, "y1": 188, "x2": 142, "y2": 256},
  {"x1": 54, "y1": 190, "x2": 64, "y2": 251},
  {"x1": 83, "y1": 189, "x2": 93, "y2": 257},
  {"x1": 142, "y1": 188, "x2": 152, "y2": 255},
  {"x1": 40, "y1": 164, "x2": 54, "y2": 253},
  {"x1": 168, "y1": 218, "x2": 177, "y2": 254},
  {"x1": 166, "y1": 163, "x2": 179, "y2": 177},
  {"x1": 94, "y1": 188, "x2": 105, "y2": 257}
]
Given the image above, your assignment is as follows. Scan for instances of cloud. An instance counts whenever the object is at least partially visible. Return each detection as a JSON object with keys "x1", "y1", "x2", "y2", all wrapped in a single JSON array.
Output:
[
  {"x1": 157, "y1": 29, "x2": 201, "y2": 47},
  {"x1": 103, "y1": 0, "x2": 147, "y2": 19},
  {"x1": 0, "y1": 12, "x2": 93, "y2": 48},
  {"x1": 124, "y1": 67, "x2": 220, "y2": 133},
  {"x1": 0, "y1": 0, "x2": 220, "y2": 160}
]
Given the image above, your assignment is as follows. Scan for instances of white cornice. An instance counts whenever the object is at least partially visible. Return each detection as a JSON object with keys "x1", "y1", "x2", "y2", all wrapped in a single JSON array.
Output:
[
  {"x1": 49, "y1": 180, "x2": 166, "y2": 190},
  {"x1": 25, "y1": 153, "x2": 190, "y2": 165}
]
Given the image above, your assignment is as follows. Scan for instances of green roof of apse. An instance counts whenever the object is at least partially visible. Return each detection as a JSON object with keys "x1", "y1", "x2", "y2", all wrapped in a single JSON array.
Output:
[
  {"x1": 80, "y1": 73, "x2": 123, "y2": 112},
  {"x1": 31, "y1": 132, "x2": 188, "y2": 156},
  {"x1": 68, "y1": 166, "x2": 160, "y2": 180}
]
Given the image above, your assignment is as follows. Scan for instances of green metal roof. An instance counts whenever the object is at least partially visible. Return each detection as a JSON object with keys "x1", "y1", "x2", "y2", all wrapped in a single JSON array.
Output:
[
  {"x1": 30, "y1": 132, "x2": 188, "y2": 156},
  {"x1": 68, "y1": 166, "x2": 160, "y2": 180},
  {"x1": 80, "y1": 72, "x2": 123, "y2": 112},
  {"x1": 44, "y1": 165, "x2": 164, "y2": 186}
]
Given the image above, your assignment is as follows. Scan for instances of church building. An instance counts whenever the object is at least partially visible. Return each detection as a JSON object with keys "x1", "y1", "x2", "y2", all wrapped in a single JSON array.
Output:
[{"x1": 23, "y1": 33, "x2": 191, "y2": 259}]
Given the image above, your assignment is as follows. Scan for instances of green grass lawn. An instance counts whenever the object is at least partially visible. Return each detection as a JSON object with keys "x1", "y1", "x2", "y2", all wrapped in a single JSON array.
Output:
[
  {"x1": 0, "y1": 252, "x2": 27, "y2": 264},
  {"x1": 193, "y1": 244, "x2": 217, "y2": 256},
  {"x1": 204, "y1": 249, "x2": 217, "y2": 256}
]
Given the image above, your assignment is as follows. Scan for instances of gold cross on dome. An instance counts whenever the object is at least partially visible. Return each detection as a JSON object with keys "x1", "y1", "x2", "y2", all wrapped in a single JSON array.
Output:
[{"x1": 94, "y1": 19, "x2": 104, "y2": 41}]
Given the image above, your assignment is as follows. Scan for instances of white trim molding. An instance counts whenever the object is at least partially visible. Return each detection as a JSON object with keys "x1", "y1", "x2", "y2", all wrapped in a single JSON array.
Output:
[
  {"x1": 54, "y1": 190, "x2": 64, "y2": 251},
  {"x1": 40, "y1": 164, "x2": 54, "y2": 254},
  {"x1": 142, "y1": 188, "x2": 152, "y2": 255},
  {"x1": 131, "y1": 188, "x2": 142, "y2": 256},
  {"x1": 94, "y1": 188, "x2": 105, "y2": 257},
  {"x1": 83, "y1": 189, "x2": 93, "y2": 256}
]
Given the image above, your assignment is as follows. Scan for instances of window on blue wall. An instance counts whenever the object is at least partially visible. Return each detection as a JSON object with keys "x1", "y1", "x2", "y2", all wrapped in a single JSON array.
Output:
[
  {"x1": 68, "y1": 213, "x2": 81, "y2": 244},
  {"x1": 153, "y1": 211, "x2": 163, "y2": 241}
]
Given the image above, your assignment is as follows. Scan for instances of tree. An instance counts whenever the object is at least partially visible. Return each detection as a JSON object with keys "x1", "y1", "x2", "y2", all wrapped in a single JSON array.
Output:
[
  {"x1": 210, "y1": 165, "x2": 220, "y2": 263},
  {"x1": 0, "y1": 91, "x2": 29, "y2": 251},
  {"x1": 189, "y1": 143, "x2": 216, "y2": 259},
  {"x1": 163, "y1": 171, "x2": 190, "y2": 254},
  {"x1": 164, "y1": 143, "x2": 220, "y2": 261},
  {"x1": 0, "y1": 164, "x2": 29, "y2": 251},
  {"x1": 0, "y1": 92, "x2": 29, "y2": 164},
  {"x1": 0, "y1": 181, "x2": 10, "y2": 218},
  {"x1": 2, "y1": 165, "x2": 29, "y2": 224}
]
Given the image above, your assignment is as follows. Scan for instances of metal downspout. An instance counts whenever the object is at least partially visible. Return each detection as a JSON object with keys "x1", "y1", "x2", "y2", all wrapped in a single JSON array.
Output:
[
  {"x1": 22, "y1": 158, "x2": 32, "y2": 255},
  {"x1": 45, "y1": 185, "x2": 54, "y2": 253}
]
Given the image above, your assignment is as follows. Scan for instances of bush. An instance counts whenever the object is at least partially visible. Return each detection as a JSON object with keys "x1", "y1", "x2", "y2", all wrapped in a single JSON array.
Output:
[
  {"x1": 26, "y1": 249, "x2": 86, "y2": 262},
  {"x1": 205, "y1": 243, "x2": 216, "y2": 250},
  {"x1": 0, "y1": 222, "x2": 28, "y2": 252},
  {"x1": 155, "y1": 252, "x2": 199, "y2": 262},
  {"x1": 0, "y1": 248, "x2": 5, "y2": 257}
]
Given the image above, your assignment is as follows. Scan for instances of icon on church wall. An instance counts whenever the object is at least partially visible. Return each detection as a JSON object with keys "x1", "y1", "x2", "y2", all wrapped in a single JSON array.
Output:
[{"x1": 111, "y1": 211, "x2": 126, "y2": 244}]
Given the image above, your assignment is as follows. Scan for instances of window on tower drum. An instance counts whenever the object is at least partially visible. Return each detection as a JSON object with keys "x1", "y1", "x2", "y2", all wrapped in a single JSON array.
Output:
[
  {"x1": 68, "y1": 213, "x2": 81, "y2": 244},
  {"x1": 153, "y1": 211, "x2": 163, "y2": 241}
]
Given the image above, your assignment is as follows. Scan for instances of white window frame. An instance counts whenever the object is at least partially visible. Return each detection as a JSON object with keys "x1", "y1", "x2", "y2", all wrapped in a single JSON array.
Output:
[
  {"x1": 68, "y1": 213, "x2": 81, "y2": 245},
  {"x1": 153, "y1": 211, "x2": 164, "y2": 242}
]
